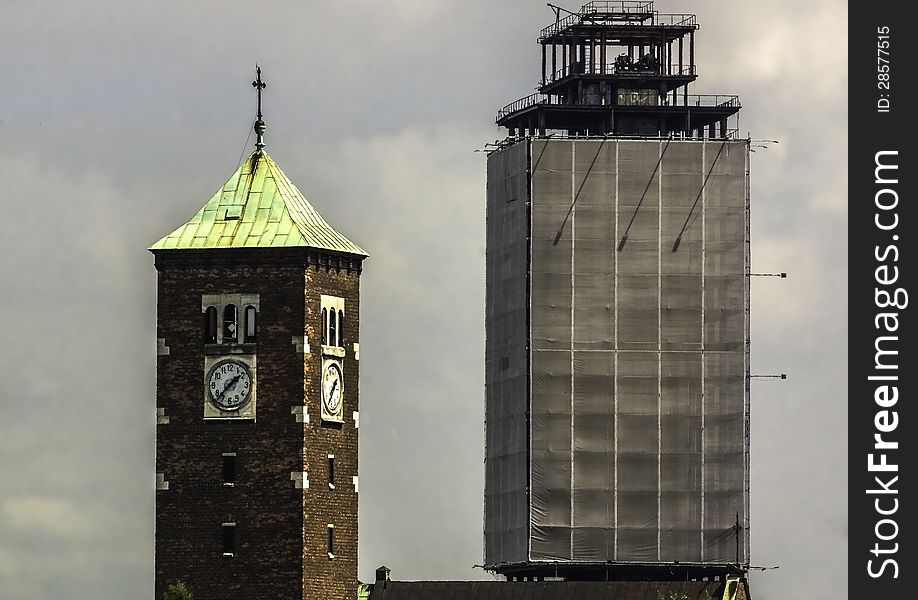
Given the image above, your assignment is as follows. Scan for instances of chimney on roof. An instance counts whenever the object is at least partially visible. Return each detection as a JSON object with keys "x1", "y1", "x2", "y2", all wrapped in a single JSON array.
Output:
[{"x1": 375, "y1": 566, "x2": 391, "y2": 589}]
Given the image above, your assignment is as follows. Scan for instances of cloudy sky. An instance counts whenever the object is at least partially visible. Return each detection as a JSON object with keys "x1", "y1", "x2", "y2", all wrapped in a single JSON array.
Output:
[{"x1": 0, "y1": 1, "x2": 846, "y2": 599}]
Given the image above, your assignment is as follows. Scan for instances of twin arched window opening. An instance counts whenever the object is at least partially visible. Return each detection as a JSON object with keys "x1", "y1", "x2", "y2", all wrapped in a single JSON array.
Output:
[
  {"x1": 204, "y1": 304, "x2": 257, "y2": 344},
  {"x1": 207, "y1": 301, "x2": 340, "y2": 346},
  {"x1": 322, "y1": 308, "x2": 345, "y2": 348}
]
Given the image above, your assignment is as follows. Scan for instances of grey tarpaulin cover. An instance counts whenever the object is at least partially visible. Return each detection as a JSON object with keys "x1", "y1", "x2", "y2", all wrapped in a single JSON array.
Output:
[{"x1": 485, "y1": 138, "x2": 750, "y2": 567}]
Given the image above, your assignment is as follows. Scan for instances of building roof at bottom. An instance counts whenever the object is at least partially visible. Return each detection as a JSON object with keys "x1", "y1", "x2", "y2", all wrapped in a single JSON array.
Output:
[{"x1": 369, "y1": 580, "x2": 736, "y2": 600}]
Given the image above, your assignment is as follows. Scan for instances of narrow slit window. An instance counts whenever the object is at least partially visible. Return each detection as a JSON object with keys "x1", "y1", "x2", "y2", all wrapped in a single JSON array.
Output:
[
  {"x1": 223, "y1": 304, "x2": 238, "y2": 343},
  {"x1": 337, "y1": 310, "x2": 344, "y2": 347},
  {"x1": 329, "y1": 307, "x2": 337, "y2": 347},
  {"x1": 244, "y1": 305, "x2": 257, "y2": 342},
  {"x1": 222, "y1": 523, "x2": 236, "y2": 555},
  {"x1": 204, "y1": 306, "x2": 218, "y2": 343},
  {"x1": 328, "y1": 455, "x2": 335, "y2": 489},
  {"x1": 322, "y1": 308, "x2": 328, "y2": 345},
  {"x1": 327, "y1": 524, "x2": 334, "y2": 557},
  {"x1": 223, "y1": 454, "x2": 237, "y2": 485}
]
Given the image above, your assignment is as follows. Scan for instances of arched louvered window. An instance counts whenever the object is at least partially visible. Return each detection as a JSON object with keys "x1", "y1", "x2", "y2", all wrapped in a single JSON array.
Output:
[
  {"x1": 223, "y1": 304, "x2": 238, "y2": 343},
  {"x1": 337, "y1": 310, "x2": 344, "y2": 347},
  {"x1": 204, "y1": 306, "x2": 218, "y2": 343},
  {"x1": 322, "y1": 308, "x2": 328, "y2": 345},
  {"x1": 329, "y1": 306, "x2": 337, "y2": 347},
  {"x1": 244, "y1": 305, "x2": 257, "y2": 342}
]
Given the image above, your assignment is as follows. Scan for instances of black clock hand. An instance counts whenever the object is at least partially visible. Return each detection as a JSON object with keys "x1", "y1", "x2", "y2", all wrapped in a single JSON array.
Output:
[
  {"x1": 218, "y1": 374, "x2": 242, "y2": 399},
  {"x1": 329, "y1": 380, "x2": 338, "y2": 397}
]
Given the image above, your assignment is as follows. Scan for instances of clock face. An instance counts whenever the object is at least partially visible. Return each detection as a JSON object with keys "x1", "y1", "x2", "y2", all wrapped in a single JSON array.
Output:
[
  {"x1": 207, "y1": 360, "x2": 252, "y2": 411},
  {"x1": 322, "y1": 362, "x2": 343, "y2": 414}
]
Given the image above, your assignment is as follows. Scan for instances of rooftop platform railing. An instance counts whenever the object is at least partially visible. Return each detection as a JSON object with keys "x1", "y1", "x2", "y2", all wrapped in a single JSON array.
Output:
[
  {"x1": 488, "y1": 127, "x2": 744, "y2": 154},
  {"x1": 496, "y1": 93, "x2": 550, "y2": 122},
  {"x1": 582, "y1": 2, "x2": 696, "y2": 27},
  {"x1": 540, "y1": 13, "x2": 583, "y2": 39},
  {"x1": 544, "y1": 63, "x2": 695, "y2": 82},
  {"x1": 540, "y1": 2, "x2": 653, "y2": 39},
  {"x1": 580, "y1": 1, "x2": 654, "y2": 20},
  {"x1": 540, "y1": 2, "x2": 697, "y2": 39},
  {"x1": 686, "y1": 94, "x2": 741, "y2": 108},
  {"x1": 496, "y1": 92, "x2": 740, "y2": 123},
  {"x1": 643, "y1": 12, "x2": 697, "y2": 27}
]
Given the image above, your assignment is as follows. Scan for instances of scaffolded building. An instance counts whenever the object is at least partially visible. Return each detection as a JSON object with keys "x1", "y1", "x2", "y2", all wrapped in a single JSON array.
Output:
[{"x1": 484, "y1": 1, "x2": 749, "y2": 581}]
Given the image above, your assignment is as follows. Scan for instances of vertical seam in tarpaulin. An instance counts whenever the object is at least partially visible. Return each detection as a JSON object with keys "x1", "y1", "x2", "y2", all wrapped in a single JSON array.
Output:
[
  {"x1": 505, "y1": 147, "x2": 510, "y2": 561},
  {"x1": 481, "y1": 155, "x2": 496, "y2": 564},
  {"x1": 525, "y1": 140, "x2": 536, "y2": 560},
  {"x1": 527, "y1": 139, "x2": 535, "y2": 563},
  {"x1": 613, "y1": 140, "x2": 620, "y2": 561},
  {"x1": 743, "y1": 141, "x2": 752, "y2": 562},
  {"x1": 497, "y1": 150, "x2": 502, "y2": 563},
  {"x1": 485, "y1": 152, "x2": 492, "y2": 564},
  {"x1": 570, "y1": 140, "x2": 576, "y2": 560},
  {"x1": 656, "y1": 139, "x2": 663, "y2": 562},
  {"x1": 700, "y1": 140, "x2": 707, "y2": 562}
]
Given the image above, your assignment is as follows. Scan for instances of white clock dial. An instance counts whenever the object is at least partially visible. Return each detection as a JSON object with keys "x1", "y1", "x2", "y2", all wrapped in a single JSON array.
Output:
[
  {"x1": 207, "y1": 360, "x2": 252, "y2": 411},
  {"x1": 323, "y1": 363, "x2": 343, "y2": 414}
]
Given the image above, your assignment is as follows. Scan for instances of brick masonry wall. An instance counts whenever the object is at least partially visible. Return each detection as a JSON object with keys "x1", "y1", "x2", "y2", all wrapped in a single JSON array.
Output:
[
  {"x1": 302, "y1": 263, "x2": 360, "y2": 600},
  {"x1": 154, "y1": 249, "x2": 362, "y2": 600}
]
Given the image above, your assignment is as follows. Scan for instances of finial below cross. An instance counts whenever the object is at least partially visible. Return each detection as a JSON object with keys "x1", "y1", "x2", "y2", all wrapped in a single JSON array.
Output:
[{"x1": 252, "y1": 66, "x2": 267, "y2": 150}]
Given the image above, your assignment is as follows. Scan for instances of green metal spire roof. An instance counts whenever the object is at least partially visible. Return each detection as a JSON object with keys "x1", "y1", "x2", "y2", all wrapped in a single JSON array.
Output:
[{"x1": 150, "y1": 151, "x2": 367, "y2": 256}]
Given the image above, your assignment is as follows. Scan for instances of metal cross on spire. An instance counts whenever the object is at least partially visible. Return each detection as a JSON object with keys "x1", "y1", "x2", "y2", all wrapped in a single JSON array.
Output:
[{"x1": 252, "y1": 65, "x2": 267, "y2": 151}]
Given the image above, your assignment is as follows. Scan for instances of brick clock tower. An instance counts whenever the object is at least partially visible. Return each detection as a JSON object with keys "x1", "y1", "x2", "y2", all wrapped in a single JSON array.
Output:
[{"x1": 150, "y1": 70, "x2": 367, "y2": 600}]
